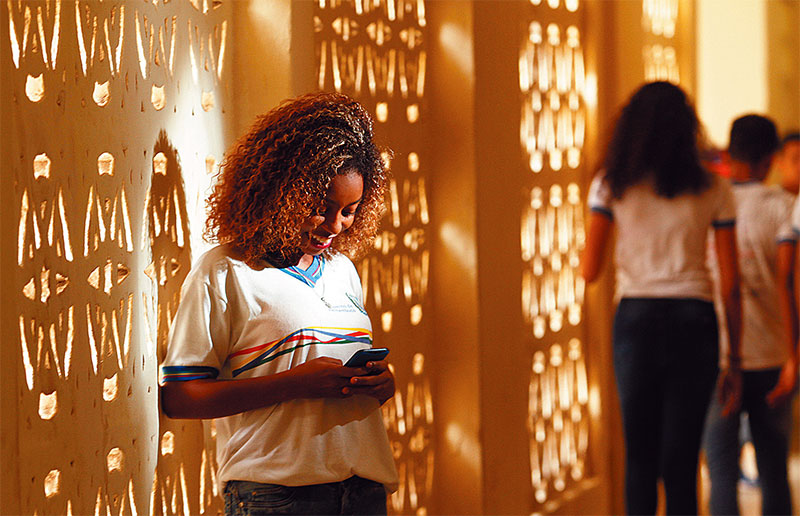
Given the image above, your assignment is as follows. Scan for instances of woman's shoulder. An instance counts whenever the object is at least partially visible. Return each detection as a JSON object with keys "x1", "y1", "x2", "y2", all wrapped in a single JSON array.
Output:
[
  {"x1": 187, "y1": 244, "x2": 249, "y2": 282},
  {"x1": 322, "y1": 253, "x2": 363, "y2": 284},
  {"x1": 324, "y1": 252, "x2": 357, "y2": 272}
]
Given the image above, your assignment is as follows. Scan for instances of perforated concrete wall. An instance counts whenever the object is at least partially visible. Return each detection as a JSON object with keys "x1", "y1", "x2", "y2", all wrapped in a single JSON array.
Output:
[{"x1": 2, "y1": 1, "x2": 231, "y2": 514}]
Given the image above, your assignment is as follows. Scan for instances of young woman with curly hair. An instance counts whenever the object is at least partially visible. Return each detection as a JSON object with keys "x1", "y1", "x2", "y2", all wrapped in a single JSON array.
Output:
[
  {"x1": 159, "y1": 92, "x2": 398, "y2": 515},
  {"x1": 581, "y1": 81, "x2": 743, "y2": 515}
]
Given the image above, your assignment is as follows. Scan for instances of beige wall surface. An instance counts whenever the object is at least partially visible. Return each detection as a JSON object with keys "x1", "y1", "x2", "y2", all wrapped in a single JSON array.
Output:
[
  {"x1": 697, "y1": 0, "x2": 800, "y2": 148},
  {"x1": 427, "y1": 2, "x2": 485, "y2": 514},
  {"x1": 1, "y1": 1, "x2": 233, "y2": 514},
  {"x1": 8, "y1": 1, "x2": 797, "y2": 516},
  {"x1": 696, "y1": 0, "x2": 769, "y2": 147},
  {"x1": 766, "y1": 0, "x2": 800, "y2": 135}
]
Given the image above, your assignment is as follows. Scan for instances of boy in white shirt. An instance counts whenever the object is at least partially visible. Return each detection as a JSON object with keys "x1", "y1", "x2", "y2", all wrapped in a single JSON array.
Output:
[{"x1": 703, "y1": 115, "x2": 795, "y2": 516}]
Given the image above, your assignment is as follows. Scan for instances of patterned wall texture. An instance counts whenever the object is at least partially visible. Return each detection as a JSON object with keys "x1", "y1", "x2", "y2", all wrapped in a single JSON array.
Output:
[
  {"x1": 4, "y1": 0, "x2": 230, "y2": 514},
  {"x1": 642, "y1": 0, "x2": 680, "y2": 83},
  {"x1": 314, "y1": 1, "x2": 434, "y2": 514},
  {"x1": 518, "y1": 0, "x2": 592, "y2": 509}
]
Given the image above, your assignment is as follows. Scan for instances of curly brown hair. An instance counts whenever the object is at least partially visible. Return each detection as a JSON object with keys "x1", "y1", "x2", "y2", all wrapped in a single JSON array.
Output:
[
  {"x1": 603, "y1": 81, "x2": 709, "y2": 199},
  {"x1": 205, "y1": 92, "x2": 389, "y2": 268}
]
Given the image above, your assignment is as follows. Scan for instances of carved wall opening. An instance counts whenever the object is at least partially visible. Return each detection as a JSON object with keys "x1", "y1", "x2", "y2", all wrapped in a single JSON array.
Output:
[
  {"x1": 5, "y1": 1, "x2": 230, "y2": 514},
  {"x1": 518, "y1": 0, "x2": 593, "y2": 511},
  {"x1": 314, "y1": 1, "x2": 434, "y2": 514}
]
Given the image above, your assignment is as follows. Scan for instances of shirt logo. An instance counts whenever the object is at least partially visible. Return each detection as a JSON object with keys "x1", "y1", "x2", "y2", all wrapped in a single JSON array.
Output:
[{"x1": 346, "y1": 293, "x2": 368, "y2": 315}]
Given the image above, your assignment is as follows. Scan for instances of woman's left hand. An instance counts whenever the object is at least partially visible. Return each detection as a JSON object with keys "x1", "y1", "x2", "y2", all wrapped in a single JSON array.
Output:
[{"x1": 346, "y1": 360, "x2": 395, "y2": 405}]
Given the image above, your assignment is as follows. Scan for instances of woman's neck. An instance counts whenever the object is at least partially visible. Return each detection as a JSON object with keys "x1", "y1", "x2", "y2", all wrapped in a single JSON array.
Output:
[{"x1": 296, "y1": 254, "x2": 315, "y2": 270}]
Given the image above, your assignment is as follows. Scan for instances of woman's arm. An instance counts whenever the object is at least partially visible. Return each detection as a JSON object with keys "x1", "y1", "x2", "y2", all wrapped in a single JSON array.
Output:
[
  {"x1": 714, "y1": 225, "x2": 742, "y2": 417},
  {"x1": 581, "y1": 212, "x2": 613, "y2": 283},
  {"x1": 161, "y1": 357, "x2": 372, "y2": 419}
]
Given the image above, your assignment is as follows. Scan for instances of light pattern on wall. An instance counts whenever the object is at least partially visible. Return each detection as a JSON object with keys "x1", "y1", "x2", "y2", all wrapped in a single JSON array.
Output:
[
  {"x1": 6, "y1": 1, "x2": 229, "y2": 514},
  {"x1": 519, "y1": 1, "x2": 592, "y2": 510},
  {"x1": 528, "y1": 340, "x2": 590, "y2": 503},
  {"x1": 519, "y1": 21, "x2": 586, "y2": 173},
  {"x1": 527, "y1": 0, "x2": 580, "y2": 11},
  {"x1": 642, "y1": 0, "x2": 679, "y2": 83},
  {"x1": 315, "y1": 1, "x2": 433, "y2": 514},
  {"x1": 521, "y1": 184, "x2": 585, "y2": 339},
  {"x1": 642, "y1": 0, "x2": 677, "y2": 37},
  {"x1": 383, "y1": 354, "x2": 434, "y2": 515}
]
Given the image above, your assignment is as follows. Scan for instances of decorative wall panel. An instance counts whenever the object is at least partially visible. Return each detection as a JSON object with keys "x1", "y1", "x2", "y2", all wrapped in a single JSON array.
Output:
[
  {"x1": 314, "y1": 1, "x2": 433, "y2": 514},
  {"x1": 519, "y1": 0, "x2": 592, "y2": 510},
  {"x1": 642, "y1": 0, "x2": 679, "y2": 83},
  {"x1": 3, "y1": 1, "x2": 230, "y2": 514}
]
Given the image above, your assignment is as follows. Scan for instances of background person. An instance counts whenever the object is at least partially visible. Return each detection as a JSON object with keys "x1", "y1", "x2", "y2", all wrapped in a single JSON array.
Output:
[
  {"x1": 581, "y1": 81, "x2": 742, "y2": 515},
  {"x1": 159, "y1": 92, "x2": 399, "y2": 515},
  {"x1": 775, "y1": 132, "x2": 800, "y2": 195},
  {"x1": 703, "y1": 115, "x2": 795, "y2": 516}
]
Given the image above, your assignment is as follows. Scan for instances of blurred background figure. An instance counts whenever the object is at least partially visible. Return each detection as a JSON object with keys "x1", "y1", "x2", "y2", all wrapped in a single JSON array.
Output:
[
  {"x1": 582, "y1": 81, "x2": 742, "y2": 515},
  {"x1": 775, "y1": 132, "x2": 800, "y2": 195},
  {"x1": 703, "y1": 115, "x2": 796, "y2": 516}
]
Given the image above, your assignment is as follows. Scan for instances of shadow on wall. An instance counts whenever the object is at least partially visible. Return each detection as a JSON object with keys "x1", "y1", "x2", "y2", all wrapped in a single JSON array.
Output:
[{"x1": 146, "y1": 130, "x2": 223, "y2": 515}]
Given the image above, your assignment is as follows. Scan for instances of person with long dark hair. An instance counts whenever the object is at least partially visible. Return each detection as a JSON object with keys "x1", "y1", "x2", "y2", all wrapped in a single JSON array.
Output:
[
  {"x1": 581, "y1": 81, "x2": 742, "y2": 515},
  {"x1": 159, "y1": 92, "x2": 398, "y2": 515}
]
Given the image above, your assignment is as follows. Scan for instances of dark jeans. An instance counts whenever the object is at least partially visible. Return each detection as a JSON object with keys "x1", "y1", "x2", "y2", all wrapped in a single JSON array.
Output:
[
  {"x1": 703, "y1": 368, "x2": 794, "y2": 516},
  {"x1": 223, "y1": 476, "x2": 387, "y2": 516},
  {"x1": 613, "y1": 298, "x2": 719, "y2": 515}
]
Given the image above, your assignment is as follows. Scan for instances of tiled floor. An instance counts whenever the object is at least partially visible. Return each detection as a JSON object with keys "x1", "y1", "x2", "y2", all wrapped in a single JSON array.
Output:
[{"x1": 699, "y1": 450, "x2": 800, "y2": 516}]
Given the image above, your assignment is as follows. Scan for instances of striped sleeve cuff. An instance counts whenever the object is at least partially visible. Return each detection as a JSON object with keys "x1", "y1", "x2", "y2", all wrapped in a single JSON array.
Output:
[
  {"x1": 590, "y1": 206, "x2": 613, "y2": 219},
  {"x1": 712, "y1": 219, "x2": 735, "y2": 229},
  {"x1": 160, "y1": 365, "x2": 219, "y2": 382}
]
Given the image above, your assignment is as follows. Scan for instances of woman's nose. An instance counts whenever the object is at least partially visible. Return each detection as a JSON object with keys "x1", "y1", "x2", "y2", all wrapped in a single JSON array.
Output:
[{"x1": 321, "y1": 213, "x2": 344, "y2": 235}]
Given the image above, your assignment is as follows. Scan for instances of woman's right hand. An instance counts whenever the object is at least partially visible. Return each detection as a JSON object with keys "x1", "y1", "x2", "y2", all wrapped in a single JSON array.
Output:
[{"x1": 290, "y1": 357, "x2": 358, "y2": 399}]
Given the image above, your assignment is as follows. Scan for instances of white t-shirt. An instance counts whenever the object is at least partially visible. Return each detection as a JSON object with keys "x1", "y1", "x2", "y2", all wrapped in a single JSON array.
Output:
[
  {"x1": 161, "y1": 245, "x2": 398, "y2": 491},
  {"x1": 711, "y1": 182, "x2": 795, "y2": 370},
  {"x1": 792, "y1": 196, "x2": 800, "y2": 237},
  {"x1": 588, "y1": 172, "x2": 736, "y2": 301}
]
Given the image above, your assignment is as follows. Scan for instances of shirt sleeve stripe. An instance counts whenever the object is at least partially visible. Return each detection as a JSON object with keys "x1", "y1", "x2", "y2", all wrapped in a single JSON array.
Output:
[
  {"x1": 712, "y1": 219, "x2": 736, "y2": 228},
  {"x1": 160, "y1": 366, "x2": 219, "y2": 382},
  {"x1": 590, "y1": 206, "x2": 613, "y2": 219}
]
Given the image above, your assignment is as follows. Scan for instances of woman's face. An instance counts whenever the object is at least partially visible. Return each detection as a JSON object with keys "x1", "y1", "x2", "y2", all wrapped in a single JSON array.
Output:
[{"x1": 299, "y1": 170, "x2": 364, "y2": 257}]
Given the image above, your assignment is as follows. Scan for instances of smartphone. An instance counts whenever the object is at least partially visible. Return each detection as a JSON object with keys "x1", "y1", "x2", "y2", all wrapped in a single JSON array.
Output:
[{"x1": 344, "y1": 348, "x2": 389, "y2": 367}]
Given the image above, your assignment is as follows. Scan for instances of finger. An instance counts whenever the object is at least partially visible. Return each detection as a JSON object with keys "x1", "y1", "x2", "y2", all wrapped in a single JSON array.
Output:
[
  {"x1": 366, "y1": 360, "x2": 388, "y2": 370},
  {"x1": 349, "y1": 374, "x2": 385, "y2": 386},
  {"x1": 318, "y1": 356, "x2": 344, "y2": 365},
  {"x1": 343, "y1": 366, "x2": 370, "y2": 377}
]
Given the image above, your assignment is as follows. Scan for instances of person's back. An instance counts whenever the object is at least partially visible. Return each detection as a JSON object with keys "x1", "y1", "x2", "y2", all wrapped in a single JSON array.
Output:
[
  {"x1": 703, "y1": 114, "x2": 794, "y2": 516},
  {"x1": 592, "y1": 173, "x2": 733, "y2": 301},
  {"x1": 729, "y1": 181, "x2": 794, "y2": 367},
  {"x1": 582, "y1": 81, "x2": 742, "y2": 516}
]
